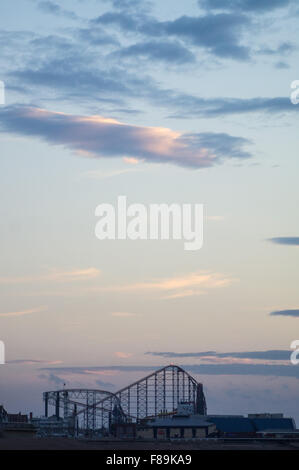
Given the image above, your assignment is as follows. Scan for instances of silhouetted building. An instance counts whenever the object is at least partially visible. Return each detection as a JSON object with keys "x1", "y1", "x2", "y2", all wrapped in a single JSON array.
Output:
[
  {"x1": 137, "y1": 414, "x2": 216, "y2": 440},
  {"x1": 7, "y1": 412, "x2": 28, "y2": 424},
  {"x1": 207, "y1": 414, "x2": 296, "y2": 437},
  {"x1": 0, "y1": 406, "x2": 8, "y2": 423}
]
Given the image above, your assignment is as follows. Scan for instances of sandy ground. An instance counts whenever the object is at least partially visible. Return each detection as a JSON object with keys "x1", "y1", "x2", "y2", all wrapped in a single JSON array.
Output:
[{"x1": 0, "y1": 432, "x2": 298, "y2": 450}]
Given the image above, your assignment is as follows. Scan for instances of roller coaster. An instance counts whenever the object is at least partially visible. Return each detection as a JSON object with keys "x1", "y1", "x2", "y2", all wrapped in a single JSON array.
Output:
[{"x1": 43, "y1": 365, "x2": 207, "y2": 434}]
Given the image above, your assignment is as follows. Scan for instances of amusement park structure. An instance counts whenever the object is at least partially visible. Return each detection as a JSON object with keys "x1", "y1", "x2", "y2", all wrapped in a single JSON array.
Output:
[{"x1": 43, "y1": 365, "x2": 207, "y2": 435}]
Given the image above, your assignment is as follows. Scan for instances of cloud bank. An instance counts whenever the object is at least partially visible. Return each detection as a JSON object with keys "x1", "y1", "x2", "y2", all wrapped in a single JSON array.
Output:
[
  {"x1": 0, "y1": 106, "x2": 252, "y2": 169},
  {"x1": 40, "y1": 362, "x2": 299, "y2": 379},
  {"x1": 268, "y1": 237, "x2": 299, "y2": 246},
  {"x1": 94, "y1": 11, "x2": 251, "y2": 60},
  {"x1": 200, "y1": 0, "x2": 294, "y2": 12},
  {"x1": 146, "y1": 350, "x2": 292, "y2": 360},
  {"x1": 270, "y1": 309, "x2": 299, "y2": 318}
]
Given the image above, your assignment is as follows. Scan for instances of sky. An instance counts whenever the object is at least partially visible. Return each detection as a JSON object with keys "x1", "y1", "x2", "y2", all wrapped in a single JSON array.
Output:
[{"x1": 0, "y1": 0, "x2": 299, "y2": 423}]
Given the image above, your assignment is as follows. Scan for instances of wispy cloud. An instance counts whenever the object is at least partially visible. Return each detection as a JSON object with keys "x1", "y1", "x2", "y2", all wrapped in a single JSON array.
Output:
[
  {"x1": 90, "y1": 271, "x2": 235, "y2": 299},
  {"x1": 165, "y1": 96, "x2": 298, "y2": 119},
  {"x1": 8, "y1": 359, "x2": 62, "y2": 365},
  {"x1": 0, "y1": 268, "x2": 100, "y2": 285},
  {"x1": 112, "y1": 40, "x2": 196, "y2": 64},
  {"x1": 4, "y1": 30, "x2": 297, "y2": 119},
  {"x1": 37, "y1": 1, "x2": 78, "y2": 20},
  {"x1": 42, "y1": 268, "x2": 101, "y2": 282},
  {"x1": 257, "y1": 42, "x2": 295, "y2": 56},
  {"x1": 40, "y1": 367, "x2": 120, "y2": 379},
  {"x1": 81, "y1": 370, "x2": 118, "y2": 377},
  {"x1": 95, "y1": 379, "x2": 115, "y2": 388},
  {"x1": 146, "y1": 350, "x2": 292, "y2": 362},
  {"x1": 103, "y1": 0, "x2": 152, "y2": 12},
  {"x1": 200, "y1": 0, "x2": 294, "y2": 12},
  {"x1": 0, "y1": 306, "x2": 47, "y2": 318},
  {"x1": 114, "y1": 351, "x2": 132, "y2": 358},
  {"x1": 94, "y1": 10, "x2": 251, "y2": 60},
  {"x1": 3, "y1": 5, "x2": 298, "y2": 118},
  {"x1": 0, "y1": 106, "x2": 252, "y2": 169},
  {"x1": 268, "y1": 237, "x2": 299, "y2": 246},
  {"x1": 38, "y1": 372, "x2": 66, "y2": 387},
  {"x1": 123, "y1": 157, "x2": 139, "y2": 164},
  {"x1": 40, "y1": 362, "x2": 299, "y2": 379},
  {"x1": 270, "y1": 309, "x2": 299, "y2": 318}
]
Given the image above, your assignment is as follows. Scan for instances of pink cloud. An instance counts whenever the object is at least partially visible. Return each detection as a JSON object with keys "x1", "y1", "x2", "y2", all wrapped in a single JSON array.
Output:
[
  {"x1": 0, "y1": 268, "x2": 100, "y2": 285},
  {"x1": 0, "y1": 306, "x2": 47, "y2": 318},
  {"x1": 114, "y1": 352, "x2": 133, "y2": 359},
  {"x1": 0, "y1": 106, "x2": 251, "y2": 168},
  {"x1": 90, "y1": 271, "x2": 235, "y2": 299}
]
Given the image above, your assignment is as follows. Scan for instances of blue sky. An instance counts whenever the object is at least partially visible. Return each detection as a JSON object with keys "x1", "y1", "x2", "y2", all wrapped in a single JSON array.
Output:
[{"x1": 0, "y1": 0, "x2": 299, "y2": 422}]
